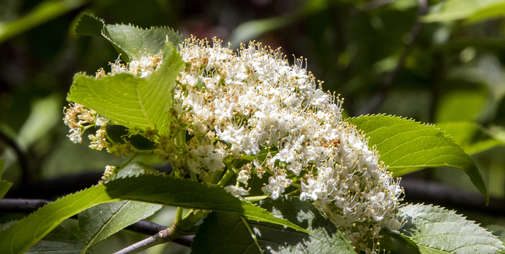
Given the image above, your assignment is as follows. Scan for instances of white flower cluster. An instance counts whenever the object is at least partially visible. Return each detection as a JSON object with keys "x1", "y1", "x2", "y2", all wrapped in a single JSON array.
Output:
[
  {"x1": 65, "y1": 37, "x2": 403, "y2": 252},
  {"x1": 174, "y1": 38, "x2": 403, "y2": 250},
  {"x1": 63, "y1": 103, "x2": 108, "y2": 144}
]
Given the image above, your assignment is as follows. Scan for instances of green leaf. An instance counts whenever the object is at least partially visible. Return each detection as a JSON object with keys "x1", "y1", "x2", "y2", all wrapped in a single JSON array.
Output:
[
  {"x1": 26, "y1": 220, "x2": 83, "y2": 254},
  {"x1": 418, "y1": 246, "x2": 450, "y2": 254},
  {"x1": 488, "y1": 225, "x2": 505, "y2": 244},
  {"x1": 67, "y1": 43, "x2": 184, "y2": 134},
  {"x1": 0, "y1": 175, "x2": 304, "y2": 254},
  {"x1": 469, "y1": 2, "x2": 505, "y2": 23},
  {"x1": 435, "y1": 90, "x2": 488, "y2": 123},
  {"x1": 72, "y1": 13, "x2": 182, "y2": 60},
  {"x1": 257, "y1": 198, "x2": 356, "y2": 254},
  {"x1": 193, "y1": 197, "x2": 356, "y2": 254},
  {"x1": 0, "y1": 179, "x2": 12, "y2": 199},
  {"x1": 423, "y1": 0, "x2": 505, "y2": 24},
  {"x1": 348, "y1": 114, "x2": 488, "y2": 199},
  {"x1": 113, "y1": 162, "x2": 159, "y2": 179},
  {"x1": 129, "y1": 134, "x2": 156, "y2": 150},
  {"x1": 105, "y1": 125, "x2": 129, "y2": 144},
  {"x1": 78, "y1": 201, "x2": 162, "y2": 253},
  {"x1": 71, "y1": 12, "x2": 103, "y2": 37},
  {"x1": 0, "y1": 0, "x2": 85, "y2": 43},
  {"x1": 399, "y1": 204, "x2": 505, "y2": 254},
  {"x1": 380, "y1": 229, "x2": 420, "y2": 254},
  {"x1": 0, "y1": 184, "x2": 117, "y2": 254},
  {"x1": 103, "y1": 24, "x2": 182, "y2": 61},
  {"x1": 17, "y1": 94, "x2": 61, "y2": 149},
  {"x1": 437, "y1": 122, "x2": 504, "y2": 155},
  {"x1": 192, "y1": 212, "x2": 266, "y2": 254},
  {"x1": 104, "y1": 175, "x2": 307, "y2": 233}
]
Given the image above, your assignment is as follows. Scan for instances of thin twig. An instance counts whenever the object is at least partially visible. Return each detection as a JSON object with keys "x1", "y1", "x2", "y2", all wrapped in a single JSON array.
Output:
[
  {"x1": 0, "y1": 129, "x2": 31, "y2": 183},
  {"x1": 401, "y1": 177, "x2": 505, "y2": 216},
  {"x1": 358, "y1": 0, "x2": 428, "y2": 115},
  {"x1": 113, "y1": 227, "x2": 174, "y2": 254},
  {"x1": 0, "y1": 198, "x2": 49, "y2": 212},
  {"x1": 112, "y1": 225, "x2": 191, "y2": 254}
]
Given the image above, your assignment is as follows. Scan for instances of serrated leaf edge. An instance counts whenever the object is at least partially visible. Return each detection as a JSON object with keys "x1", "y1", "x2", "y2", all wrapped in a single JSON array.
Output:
[
  {"x1": 348, "y1": 114, "x2": 488, "y2": 200},
  {"x1": 399, "y1": 203, "x2": 505, "y2": 253}
]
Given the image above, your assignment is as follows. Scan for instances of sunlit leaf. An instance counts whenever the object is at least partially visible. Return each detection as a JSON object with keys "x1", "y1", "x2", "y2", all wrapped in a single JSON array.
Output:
[
  {"x1": 72, "y1": 13, "x2": 182, "y2": 61},
  {"x1": 399, "y1": 204, "x2": 505, "y2": 253},
  {"x1": 0, "y1": 175, "x2": 305, "y2": 254},
  {"x1": 349, "y1": 114, "x2": 488, "y2": 199},
  {"x1": 417, "y1": 246, "x2": 450, "y2": 254},
  {"x1": 423, "y1": 0, "x2": 505, "y2": 24},
  {"x1": 26, "y1": 220, "x2": 83, "y2": 254},
  {"x1": 0, "y1": 184, "x2": 116, "y2": 254},
  {"x1": 468, "y1": 2, "x2": 505, "y2": 23},
  {"x1": 437, "y1": 122, "x2": 504, "y2": 155},
  {"x1": 105, "y1": 175, "x2": 306, "y2": 233},
  {"x1": 67, "y1": 43, "x2": 183, "y2": 135}
]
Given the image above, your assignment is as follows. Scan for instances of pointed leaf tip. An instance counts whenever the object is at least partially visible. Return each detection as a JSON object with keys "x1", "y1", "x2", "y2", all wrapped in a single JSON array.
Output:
[
  {"x1": 349, "y1": 114, "x2": 488, "y2": 200},
  {"x1": 72, "y1": 12, "x2": 104, "y2": 37}
]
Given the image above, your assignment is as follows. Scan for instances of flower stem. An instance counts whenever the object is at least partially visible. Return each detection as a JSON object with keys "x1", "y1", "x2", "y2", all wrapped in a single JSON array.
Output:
[
  {"x1": 217, "y1": 169, "x2": 234, "y2": 186},
  {"x1": 175, "y1": 206, "x2": 183, "y2": 224},
  {"x1": 113, "y1": 225, "x2": 182, "y2": 254},
  {"x1": 244, "y1": 195, "x2": 269, "y2": 202}
]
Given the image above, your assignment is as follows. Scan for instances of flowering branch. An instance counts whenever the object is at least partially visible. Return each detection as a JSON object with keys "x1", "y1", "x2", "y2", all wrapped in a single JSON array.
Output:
[{"x1": 359, "y1": 0, "x2": 428, "y2": 114}]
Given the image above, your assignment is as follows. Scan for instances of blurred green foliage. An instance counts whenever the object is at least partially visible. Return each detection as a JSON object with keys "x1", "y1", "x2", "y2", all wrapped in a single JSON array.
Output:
[{"x1": 2, "y1": 0, "x2": 505, "y2": 252}]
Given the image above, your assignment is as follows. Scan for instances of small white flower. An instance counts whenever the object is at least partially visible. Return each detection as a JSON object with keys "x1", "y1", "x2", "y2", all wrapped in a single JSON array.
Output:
[
  {"x1": 262, "y1": 174, "x2": 292, "y2": 199},
  {"x1": 67, "y1": 128, "x2": 82, "y2": 143},
  {"x1": 88, "y1": 128, "x2": 107, "y2": 151},
  {"x1": 237, "y1": 169, "x2": 250, "y2": 184},
  {"x1": 224, "y1": 185, "x2": 249, "y2": 197},
  {"x1": 95, "y1": 116, "x2": 108, "y2": 126}
]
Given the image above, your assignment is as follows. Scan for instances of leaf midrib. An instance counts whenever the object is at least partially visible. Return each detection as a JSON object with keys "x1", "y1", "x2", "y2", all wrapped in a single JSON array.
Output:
[{"x1": 135, "y1": 84, "x2": 155, "y2": 129}]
